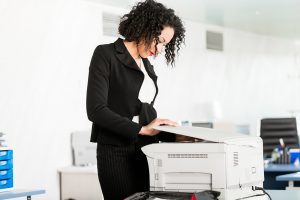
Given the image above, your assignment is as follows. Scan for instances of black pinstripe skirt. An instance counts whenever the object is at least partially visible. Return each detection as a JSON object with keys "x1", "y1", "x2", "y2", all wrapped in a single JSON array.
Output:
[{"x1": 97, "y1": 142, "x2": 149, "y2": 200}]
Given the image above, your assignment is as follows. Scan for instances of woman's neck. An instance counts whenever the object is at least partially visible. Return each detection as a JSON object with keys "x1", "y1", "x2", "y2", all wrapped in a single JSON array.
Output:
[{"x1": 123, "y1": 40, "x2": 140, "y2": 59}]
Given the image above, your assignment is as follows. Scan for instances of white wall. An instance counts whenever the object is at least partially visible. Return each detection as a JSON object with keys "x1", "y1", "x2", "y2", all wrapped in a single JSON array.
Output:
[
  {"x1": 154, "y1": 21, "x2": 300, "y2": 134},
  {"x1": 0, "y1": 0, "x2": 126, "y2": 199},
  {"x1": 1, "y1": 0, "x2": 300, "y2": 199}
]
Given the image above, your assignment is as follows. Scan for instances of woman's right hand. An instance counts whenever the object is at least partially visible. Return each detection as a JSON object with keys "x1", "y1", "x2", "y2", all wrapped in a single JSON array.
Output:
[{"x1": 139, "y1": 118, "x2": 177, "y2": 136}]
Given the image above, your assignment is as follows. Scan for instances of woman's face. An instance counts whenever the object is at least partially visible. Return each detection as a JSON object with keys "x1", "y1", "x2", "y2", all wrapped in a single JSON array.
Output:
[{"x1": 138, "y1": 26, "x2": 175, "y2": 58}]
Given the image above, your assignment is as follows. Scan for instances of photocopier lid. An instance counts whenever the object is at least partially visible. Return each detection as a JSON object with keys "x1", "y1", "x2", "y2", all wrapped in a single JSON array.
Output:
[{"x1": 155, "y1": 126, "x2": 261, "y2": 147}]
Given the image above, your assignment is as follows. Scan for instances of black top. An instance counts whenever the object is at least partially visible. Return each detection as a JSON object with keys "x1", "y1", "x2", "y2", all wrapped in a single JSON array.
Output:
[{"x1": 86, "y1": 38, "x2": 159, "y2": 145}]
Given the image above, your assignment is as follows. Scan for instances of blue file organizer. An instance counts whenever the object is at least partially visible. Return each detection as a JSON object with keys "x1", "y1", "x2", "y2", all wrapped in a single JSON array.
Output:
[{"x1": 0, "y1": 149, "x2": 13, "y2": 191}]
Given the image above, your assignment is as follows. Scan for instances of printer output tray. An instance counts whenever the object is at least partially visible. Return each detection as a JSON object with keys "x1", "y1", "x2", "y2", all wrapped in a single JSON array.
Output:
[{"x1": 125, "y1": 191, "x2": 220, "y2": 200}]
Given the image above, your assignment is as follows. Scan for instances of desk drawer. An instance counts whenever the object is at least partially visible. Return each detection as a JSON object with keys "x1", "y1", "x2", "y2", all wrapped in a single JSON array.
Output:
[
  {"x1": 0, "y1": 160, "x2": 12, "y2": 170},
  {"x1": 0, "y1": 178, "x2": 13, "y2": 189},
  {"x1": 0, "y1": 169, "x2": 13, "y2": 180},
  {"x1": 0, "y1": 150, "x2": 13, "y2": 161}
]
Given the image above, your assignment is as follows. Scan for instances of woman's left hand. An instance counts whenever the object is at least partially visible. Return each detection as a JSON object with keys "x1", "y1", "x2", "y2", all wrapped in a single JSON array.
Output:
[{"x1": 139, "y1": 118, "x2": 177, "y2": 136}]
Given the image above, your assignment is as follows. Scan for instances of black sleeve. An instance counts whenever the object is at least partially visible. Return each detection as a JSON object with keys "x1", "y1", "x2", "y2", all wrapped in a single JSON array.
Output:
[{"x1": 86, "y1": 46, "x2": 142, "y2": 140}]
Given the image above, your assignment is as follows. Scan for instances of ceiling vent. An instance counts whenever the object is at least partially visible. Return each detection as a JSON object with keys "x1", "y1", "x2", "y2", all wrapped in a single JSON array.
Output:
[
  {"x1": 206, "y1": 30, "x2": 223, "y2": 51},
  {"x1": 102, "y1": 12, "x2": 120, "y2": 37}
]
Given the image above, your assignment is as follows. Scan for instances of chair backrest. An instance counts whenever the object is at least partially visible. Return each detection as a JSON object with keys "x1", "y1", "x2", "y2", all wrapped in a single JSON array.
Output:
[
  {"x1": 260, "y1": 118, "x2": 299, "y2": 158},
  {"x1": 71, "y1": 131, "x2": 96, "y2": 166}
]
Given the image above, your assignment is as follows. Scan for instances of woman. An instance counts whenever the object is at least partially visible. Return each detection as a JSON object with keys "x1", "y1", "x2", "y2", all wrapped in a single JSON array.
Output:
[{"x1": 86, "y1": 0, "x2": 185, "y2": 199}]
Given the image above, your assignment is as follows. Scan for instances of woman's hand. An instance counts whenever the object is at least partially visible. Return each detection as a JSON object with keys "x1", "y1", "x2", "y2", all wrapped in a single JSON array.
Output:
[{"x1": 139, "y1": 118, "x2": 177, "y2": 136}]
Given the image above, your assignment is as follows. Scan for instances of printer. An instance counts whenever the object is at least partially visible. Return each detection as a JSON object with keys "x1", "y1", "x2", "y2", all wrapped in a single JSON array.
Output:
[{"x1": 141, "y1": 126, "x2": 266, "y2": 200}]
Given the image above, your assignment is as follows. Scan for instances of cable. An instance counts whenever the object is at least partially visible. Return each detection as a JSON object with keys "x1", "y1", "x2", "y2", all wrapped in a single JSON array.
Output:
[
  {"x1": 252, "y1": 186, "x2": 272, "y2": 200},
  {"x1": 235, "y1": 186, "x2": 272, "y2": 200}
]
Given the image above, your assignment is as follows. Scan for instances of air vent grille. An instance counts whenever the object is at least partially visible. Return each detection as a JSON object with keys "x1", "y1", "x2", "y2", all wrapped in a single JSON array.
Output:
[
  {"x1": 102, "y1": 12, "x2": 120, "y2": 37},
  {"x1": 157, "y1": 159, "x2": 162, "y2": 167},
  {"x1": 168, "y1": 154, "x2": 208, "y2": 158},
  {"x1": 206, "y1": 30, "x2": 223, "y2": 51},
  {"x1": 233, "y1": 152, "x2": 239, "y2": 166}
]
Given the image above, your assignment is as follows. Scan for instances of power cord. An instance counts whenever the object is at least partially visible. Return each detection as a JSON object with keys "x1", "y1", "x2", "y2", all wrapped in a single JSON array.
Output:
[
  {"x1": 235, "y1": 186, "x2": 272, "y2": 200},
  {"x1": 252, "y1": 186, "x2": 272, "y2": 200}
]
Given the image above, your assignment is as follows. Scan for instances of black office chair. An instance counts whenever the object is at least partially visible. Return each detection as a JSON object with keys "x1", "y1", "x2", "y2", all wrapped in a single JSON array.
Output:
[{"x1": 260, "y1": 118, "x2": 299, "y2": 158}]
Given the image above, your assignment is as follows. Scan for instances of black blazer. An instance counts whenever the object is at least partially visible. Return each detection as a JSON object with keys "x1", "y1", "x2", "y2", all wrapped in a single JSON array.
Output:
[{"x1": 86, "y1": 38, "x2": 171, "y2": 146}]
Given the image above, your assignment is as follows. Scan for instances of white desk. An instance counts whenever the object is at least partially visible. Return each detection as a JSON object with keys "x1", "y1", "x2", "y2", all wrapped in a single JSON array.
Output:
[
  {"x1": 0, "y1": 189, "x2": 45, "y2": 200},
  {"x1": 267, "y1": 190, "x2": 300, "y2": 200},
  {"x1": 276, "y1": 172, "x2": 300, "y2": 190},
  {"x1": 58, "y1": 166, "x2": 102, "y2": 200}
]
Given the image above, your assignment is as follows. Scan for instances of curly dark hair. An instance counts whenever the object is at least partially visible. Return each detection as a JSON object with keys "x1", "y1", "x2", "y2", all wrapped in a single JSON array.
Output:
[{"x1": 118, "y1": 0, "x2": 185, "y2": 66}]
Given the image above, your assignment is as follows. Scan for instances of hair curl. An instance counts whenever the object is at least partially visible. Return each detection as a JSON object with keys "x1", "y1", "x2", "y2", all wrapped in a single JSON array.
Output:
[{"x1": 119, "y1": 0, "x2": 185, "y2": 66}]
